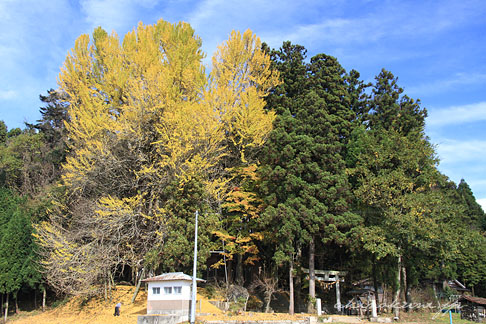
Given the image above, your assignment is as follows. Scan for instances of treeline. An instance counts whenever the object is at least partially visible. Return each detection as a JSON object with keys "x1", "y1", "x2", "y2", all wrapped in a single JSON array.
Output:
[{"x1": 0, "y1": 19, "x2": 485, "y2": 318}]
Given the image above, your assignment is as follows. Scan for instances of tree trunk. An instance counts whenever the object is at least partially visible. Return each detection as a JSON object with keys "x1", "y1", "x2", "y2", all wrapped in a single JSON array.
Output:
[
  {"x1": 308, "y1": 237, "x2": 316, "y2": 313},
  {"x1": 372, "y1": 261, "x2": 380, "y2": 313},
  {"x1": 393, "y1": 255, "x2": 402, "y2": 319},
  {"x1": 110, "y1": 271, "x2": 116, "y2": 291},
  {"x1": 383, "y1": 283, "x2": 388, "y2": 313},
  {"x1": 289, "y1": 256, "x2": 295, "y2": 315},
  {"x1": 336, "y1": 275, "x2": 342, "y2": 313},
  {"x1": 236, "y1": 254, "x2": 244, "y2": 285},
  {"x1": 131, "y1": 268, "x2": 145, "y2": 303},
  {"x1": 227, "y1": 259, "x2": 233, "y2": 285},
  {"x1": 223, "y1": 253, "x2": 228, "y2": 288},
  {"x1": 4, "y1": 292, "x2": 8, "y2": 323},
  {"x1": 265, "y1": 292, "x2": 272, "y2": 313},
  {"x1": 108, "y1": 272, "x2": 113, "y2": 303},
  {"x1": 406, "y1": 286, "x2": 412, "y2": 312},
  {"x1": 295, "y1": 246, "x2": 302, "y2": 313},
  {"x1": 42, "y1": 286, "x2": 46, "y2": 312},
  {"x1": 15, "y1": 292, "x2": 19, "y2": 314},
  {"x1": 432, "y1": 283, "x2": 440, "y2": 309},
  {"x1": 104, "y1": 274, "x2": 108, "y2": 301},
  {"x1": 401, "y1": 265, "x2": 407, "y2": 311},
  {"x1": 402, "y1": 265, "x2": 412, "y2": 312}
]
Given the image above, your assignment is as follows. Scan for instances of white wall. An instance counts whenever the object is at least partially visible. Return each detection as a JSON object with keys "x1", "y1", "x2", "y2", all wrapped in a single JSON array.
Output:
[{"x1": 147, "y1": 280, "x2": 192, "y2": 301}]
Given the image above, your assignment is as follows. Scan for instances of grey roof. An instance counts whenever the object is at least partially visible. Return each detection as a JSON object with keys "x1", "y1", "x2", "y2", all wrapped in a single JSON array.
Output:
[
  {"x1": 460, "y1": 295, "x2": 486, "y2": 306},
  {"x1": 142, "y1": 272, "x2": 205, "y2": 282}
]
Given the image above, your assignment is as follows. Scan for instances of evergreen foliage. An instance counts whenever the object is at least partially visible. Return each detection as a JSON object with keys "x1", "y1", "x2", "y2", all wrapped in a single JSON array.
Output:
[
  {"x1": 0, "y1": 188, "x2": 41, "y2": 319},
  {"x1": 0, "y1": 19, "x2": 486, "y2": 314},
  {"x1": 457, "y1": 179, "x2": 486, "y2": 230},
  {"x1": 260, "y1": 42, "x2": 361, "y2": 311}
]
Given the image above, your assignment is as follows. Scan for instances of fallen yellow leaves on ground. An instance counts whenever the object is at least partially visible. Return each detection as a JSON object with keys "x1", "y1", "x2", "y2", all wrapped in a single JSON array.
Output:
[
  {"x1": 199, "y1": 312, "x2": 310, "y2": 322},
  {"x1": 10, "y1": 285, "x2": 314, "y2": 324},
  {"x1": 11, "y1": 285, "x2": 146, "y2": 324},
  {"x1": 10, "y1": 286, "x2": 226, "y2": 324}
]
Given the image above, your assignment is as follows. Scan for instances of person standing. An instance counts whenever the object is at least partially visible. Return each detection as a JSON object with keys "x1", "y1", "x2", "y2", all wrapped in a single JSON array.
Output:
[{"x1": 114, "y1": 302, "x2": 121, "y2": 316}]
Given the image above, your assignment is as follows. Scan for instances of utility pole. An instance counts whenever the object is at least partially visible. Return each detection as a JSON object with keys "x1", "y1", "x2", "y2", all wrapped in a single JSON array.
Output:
[{"x1": 190, "y1": 210, "x2": 198, "y2": 324}]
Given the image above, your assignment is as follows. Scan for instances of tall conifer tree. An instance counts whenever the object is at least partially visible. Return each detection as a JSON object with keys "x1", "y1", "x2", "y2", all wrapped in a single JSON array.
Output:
[
  {"x1": 261, "y1": 43, "x2": 359, "y2": 313},
  {"x1": 347, "y1": 69, "x2": 438, "y2": 317},
  {"x1": 457, "y1": 179, "x2": 486, "y2": 230}
]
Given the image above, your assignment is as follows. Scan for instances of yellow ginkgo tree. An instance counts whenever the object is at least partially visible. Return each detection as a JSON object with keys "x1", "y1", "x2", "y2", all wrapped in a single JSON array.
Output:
[{"x1": 35, "y1": 19, "x2": 279, "y2": 296}]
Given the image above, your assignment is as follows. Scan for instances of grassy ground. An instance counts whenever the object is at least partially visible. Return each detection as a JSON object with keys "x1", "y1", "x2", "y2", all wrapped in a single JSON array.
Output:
[
  {"x1": 329, "y1": 312, "x2": 473, "y2": 323},
  {"x1": 394, "y1": 311, "x2": 472, "y2": 323}
]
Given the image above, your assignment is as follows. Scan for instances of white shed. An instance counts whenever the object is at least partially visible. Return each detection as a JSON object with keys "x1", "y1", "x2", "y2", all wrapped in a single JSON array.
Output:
[{"x1": 142, "y1": 272, "x2": 204, "y2": 315}]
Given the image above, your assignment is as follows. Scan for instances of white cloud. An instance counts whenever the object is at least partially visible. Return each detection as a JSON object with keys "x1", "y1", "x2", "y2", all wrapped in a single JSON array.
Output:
[
  {"x1": 179, "y1": 0, "x2": 486, "y2": 74},
  {"x1": 80, "y1": 0, "x2": 134, "y2": 33},
  {"x1": 185, "y1": 0, "x2": 284, "y2": 66},
  {"x1": 408, "y1": 73, "x2": 486, "y2": 97},
  {"x1": 0, "y1": 90, "x2": 16, "y2": 100},
  {"x1": 0, "y1": 0, "x2": 79, "y2": 128},
  {"x1": 261, "y1": 18, "x2": 364, "y2": 49},
  {"x1": 79, "y1": 0, "x2": 159, "y2": 34},
  {"x1": 477, "y1": 198, "x2": 486, "y2": 212},
  {"x1": 260, "y1": 0, "x2": 480, "y2": 50},
  {"x1": 436, "y1": 139, "x2": 486, "y2": 164},
  {"x1": 186, "y1": 0, "x2": 226, "y2": 30},
  {"x1": 434, "y1": 138, "x2": 486, "y2": 201},
  {"x1": 427, "y1": 102, "x2": 486, "y2": 127},
  {"x1": 467, "y1": 179, "x2": 486, "y2": 189}
]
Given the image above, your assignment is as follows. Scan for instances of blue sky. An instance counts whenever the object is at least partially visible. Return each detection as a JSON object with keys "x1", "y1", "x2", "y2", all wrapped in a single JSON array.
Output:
[{"x1": 1, "y1": 0, "x2": 485, "y2": 208}]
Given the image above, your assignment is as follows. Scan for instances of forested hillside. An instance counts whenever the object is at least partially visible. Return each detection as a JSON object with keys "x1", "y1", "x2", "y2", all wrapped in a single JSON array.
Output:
[{"x1": 0, "y1": 19, "x2": 485, "y2": 320}]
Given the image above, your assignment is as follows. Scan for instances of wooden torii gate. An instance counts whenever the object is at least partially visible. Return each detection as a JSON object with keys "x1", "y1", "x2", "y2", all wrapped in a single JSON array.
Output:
[{"x1": 303, "y1": 269, "x2": 347, "y2": 312}]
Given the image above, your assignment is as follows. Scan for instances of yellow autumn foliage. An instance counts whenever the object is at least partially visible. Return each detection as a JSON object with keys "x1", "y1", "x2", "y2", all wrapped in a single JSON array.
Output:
[
  {"x1": 59, "y1": 21, "x2": 278, "y2": 198},
  {"x1": 36, "y1": 19, "x2": 279, "y2": 296}
]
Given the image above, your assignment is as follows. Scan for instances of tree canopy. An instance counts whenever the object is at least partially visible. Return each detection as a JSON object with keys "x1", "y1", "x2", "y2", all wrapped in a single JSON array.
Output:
[
  {"x1": 35, "y1": 20, "x2": 279, "y2": 296},
  {"x1": 0, "y1": 18, "x2": 485, "y2": 318}
]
